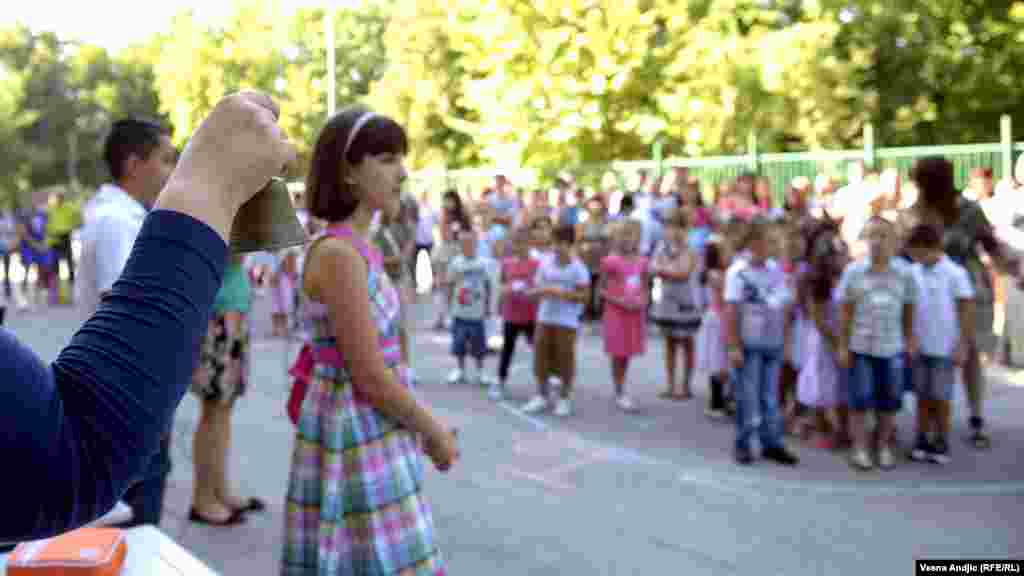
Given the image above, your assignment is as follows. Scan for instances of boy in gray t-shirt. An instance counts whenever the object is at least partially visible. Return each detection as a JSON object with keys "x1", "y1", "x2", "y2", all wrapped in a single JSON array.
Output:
[{"x1": 837, "y1": 216, "x2": 918, "y2": 471}]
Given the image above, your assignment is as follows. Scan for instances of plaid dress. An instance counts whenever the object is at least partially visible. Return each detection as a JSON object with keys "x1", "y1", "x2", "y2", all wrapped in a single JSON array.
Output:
[{"x1": 282, "y1": 224, "x2": 446, "y2": 575}]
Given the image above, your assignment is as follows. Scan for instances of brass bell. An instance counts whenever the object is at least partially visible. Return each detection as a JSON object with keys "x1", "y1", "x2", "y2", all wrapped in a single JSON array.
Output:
[{"x1": 229, "y1": 177, "x2": 308, "y2": 253}]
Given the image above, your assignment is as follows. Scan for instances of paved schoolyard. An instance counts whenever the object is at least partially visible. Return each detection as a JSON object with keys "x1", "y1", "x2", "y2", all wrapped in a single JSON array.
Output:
[{"x1": 7, "y1": 290, "x2": 1023, "y2": 575}]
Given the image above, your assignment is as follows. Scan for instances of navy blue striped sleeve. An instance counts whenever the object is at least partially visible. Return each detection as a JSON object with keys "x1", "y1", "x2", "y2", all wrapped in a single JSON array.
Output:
[{"x1": 0, "y1": 210, "x2": 227, "y2": 542}]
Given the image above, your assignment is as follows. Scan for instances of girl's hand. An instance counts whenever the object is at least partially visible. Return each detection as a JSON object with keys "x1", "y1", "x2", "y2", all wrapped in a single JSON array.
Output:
[{"x1": 423, "y1": 425, "x2": 460, "y2": 473}]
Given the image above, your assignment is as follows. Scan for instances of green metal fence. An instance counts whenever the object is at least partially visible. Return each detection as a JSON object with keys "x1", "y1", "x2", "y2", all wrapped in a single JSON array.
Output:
[
  {"x1": 376, "y1": 116, "x2": 1024, "y2": 208},
  {"x1": 405, "y1": 145, "x2": 1022, "y2": 209}
]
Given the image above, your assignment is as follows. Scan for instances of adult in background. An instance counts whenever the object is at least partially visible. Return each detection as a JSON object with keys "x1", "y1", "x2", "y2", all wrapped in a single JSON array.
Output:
[
  {"x1": 188, "y1": 252, "x2": 262, "y2": 526},
  {"x1": 555, "y1": 174, "x2": 581, "y2": 229},
  {"x1": 900, "y1": 157, "x2": 1024, "y2": 449},
  {"x1": 0, "y1": 205, "x2": 16, "y2": 303},
  {"x1": 375, "y1": 192, "x2": 419, "y2": 382},
  {"x1": 17, "y1": 200, "x2": 57, "y2": 308},
  {"x1": 45, "y1": 191, "x2": 82, "y2": 293},
  {"x1": 577, "y1": 195, "x2": 610, "y2": 324},
  {"x1": 1001, "y1": 157, "x2": 1024, "y2": 366},
  {"x1": 78, "y1": 117, "x2": 177, "y2": 528},
  {"x1": 413, "y1": 189, "x2": 438, "y2": 292}
]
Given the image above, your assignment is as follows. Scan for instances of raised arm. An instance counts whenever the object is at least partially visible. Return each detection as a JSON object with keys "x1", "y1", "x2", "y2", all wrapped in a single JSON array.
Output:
[{"x1": 0, "y1": 90, "x2": 296, "y2": 542}]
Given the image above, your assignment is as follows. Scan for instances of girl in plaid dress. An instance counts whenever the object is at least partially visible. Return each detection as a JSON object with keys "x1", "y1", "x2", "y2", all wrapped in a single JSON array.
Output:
[{"x1": 282, "y1": 107, "x2": 458, "y2": 575}]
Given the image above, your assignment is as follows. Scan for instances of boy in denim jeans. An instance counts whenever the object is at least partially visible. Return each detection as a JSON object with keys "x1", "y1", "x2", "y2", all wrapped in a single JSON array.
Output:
[
  {"x1": 724, "y1": 218, "x2": 799, "y2": 466},
  {"x1": 447, "y1": 229, "x2": 493, "y2": 386},
  {"x1": 905, "y1": 223, "x2": 975, "y2": 465},
  {"x1": 837, "y1": 216, "x2": 919, "y2": 471}
]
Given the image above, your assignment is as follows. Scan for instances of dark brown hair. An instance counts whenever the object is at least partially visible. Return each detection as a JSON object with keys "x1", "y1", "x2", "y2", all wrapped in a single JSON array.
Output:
[
  {"x1": 103, "y1": 117, "x2": 171, "y2": 181},
  {"x1": 700, "y1": 238, "x2": 725, "y2": 286},
  {"x1": 306, "y1": 106, "x2": 408, "y2": 222},
  {"x1": 906, "y1": 222, "x2": 943, "y2": 249},
  {"x1": 553, "y1": 223, "x2": 576, "y2": 244},
  {"x1": 910, "y1": 156, "x2": 958, "y2": 226}
]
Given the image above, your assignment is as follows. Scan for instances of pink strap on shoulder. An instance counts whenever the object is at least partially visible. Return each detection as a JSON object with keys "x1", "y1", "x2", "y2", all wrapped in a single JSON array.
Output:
[{"x1": 323, "y1": 223, "x2": 383, "y2": 268}]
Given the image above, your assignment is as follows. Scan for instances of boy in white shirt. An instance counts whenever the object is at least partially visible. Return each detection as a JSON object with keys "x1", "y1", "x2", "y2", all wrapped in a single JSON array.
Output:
[
  {"x1": 447, "y1": 229, "x2": 493, "y2": 386},
  {"x1": 522, "y1": 224, "x2": 590, "y2": 417},
  {"x1": 905, "y1": 223, "x2": 975, "y2": 465}
]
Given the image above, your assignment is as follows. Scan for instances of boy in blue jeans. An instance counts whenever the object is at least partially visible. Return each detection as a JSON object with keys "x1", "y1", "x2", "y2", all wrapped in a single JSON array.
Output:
[
  {"x1": 447, "y1": 229, "x2": 493, "y2": 386},
  {"x1": 906, "y1": 223, "x2": 974, "y2": 465},
  {"x1": 724, "y1": 218, "x2": 799, "y2": 466},
  {"x1": 837, "y1": 216, "x2": 919, "y2": 471}
]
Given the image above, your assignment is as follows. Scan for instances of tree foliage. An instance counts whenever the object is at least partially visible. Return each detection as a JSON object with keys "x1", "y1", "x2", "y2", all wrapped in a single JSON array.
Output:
[{"x1": 1, "y1": 0, "x2": 1022, "y2": 195}]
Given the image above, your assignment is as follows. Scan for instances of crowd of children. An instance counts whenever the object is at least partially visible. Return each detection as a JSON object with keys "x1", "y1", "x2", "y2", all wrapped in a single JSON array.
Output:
[{"x1": 423, "y1": 168, "x2": 1016, "y2": 473}]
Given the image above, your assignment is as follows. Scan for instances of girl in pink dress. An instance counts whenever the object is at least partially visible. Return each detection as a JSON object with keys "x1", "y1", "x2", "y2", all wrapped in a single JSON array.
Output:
[{"x1": 601, "y1": 220, "x2": 649, "y2": 412}]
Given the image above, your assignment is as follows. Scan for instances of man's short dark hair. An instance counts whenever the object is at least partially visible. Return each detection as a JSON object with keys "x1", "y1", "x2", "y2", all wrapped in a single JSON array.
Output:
[
  {"x1": 906, "y1": 223, "x2": 943, "y2": 249},
  {"x1": 103, "y1": 118, "x2": 170, "y2": 181},
  {"x1": 553, "y1": 223, "x2": 576, "y2": 244}
]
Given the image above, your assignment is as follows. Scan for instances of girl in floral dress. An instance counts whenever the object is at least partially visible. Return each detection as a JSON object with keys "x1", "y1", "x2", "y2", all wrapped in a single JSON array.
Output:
[{"x1": 282, "y1": 107, "x2": 458, "y2": 575}]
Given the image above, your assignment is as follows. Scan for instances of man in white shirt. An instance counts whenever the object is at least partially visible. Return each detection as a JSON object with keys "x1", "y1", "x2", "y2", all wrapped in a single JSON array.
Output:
[
  {"x1": 80, "y1": 119, "x2": 177, "y2": 317},
  {"x1": 80, "y1": 118, "x2": 177, "y2": 528}
]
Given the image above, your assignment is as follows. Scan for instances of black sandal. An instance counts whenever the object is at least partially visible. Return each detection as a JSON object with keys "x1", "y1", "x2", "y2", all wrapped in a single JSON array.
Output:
[
  {"x1": 234, "y1": 497, "x2": 267, "y2": 514},
  {"x1": 189, "y1": 508, "x2": 246, "y2": 526}
]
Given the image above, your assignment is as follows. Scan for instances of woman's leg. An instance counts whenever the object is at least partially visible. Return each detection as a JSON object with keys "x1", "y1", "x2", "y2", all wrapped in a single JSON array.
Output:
[
  {"x1": 210, "y1": 399, "x2": 248, "y2": 510},
  {"x1": 680, "y1": 336, "x2": 695, "y2": 398},
  {"x1": 192, "y1": 400, "x2": 235, "y2": 520},
  {"x1": 660, "y1": 336, "x2": 677, "y2": 397}
]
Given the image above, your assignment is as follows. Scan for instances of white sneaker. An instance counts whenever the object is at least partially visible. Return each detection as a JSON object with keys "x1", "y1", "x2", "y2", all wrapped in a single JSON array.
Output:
[
  {"x1": 478, "y1": 373, "x2": 496, "y2": 389},
  {"x1": 877, "y1": 447, "x2": 895, "y2": 469},
  {"x1": 554, "y1": 398, "x2": 572, "y2": 417},
  {"x1": 616, "y1": 395, "x2": 637, "y2": 412},
  {"x1": 447, "y1": 369, "x2": 465, "y2": 385},
  {"x1": 521, "y1": 395, "x2": 550, "y2": 414},
  {"x1": 488, "y1": 382, "x2": 504, "y2": 401},
  {"x1": 850, "y1": 448, "x2": 873, "y2": 471}
]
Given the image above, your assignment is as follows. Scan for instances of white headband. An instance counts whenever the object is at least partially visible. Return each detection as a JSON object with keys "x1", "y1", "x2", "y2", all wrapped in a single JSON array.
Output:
[{"x1": 343, "y1": 111, "x2": 378, "y2": 158}]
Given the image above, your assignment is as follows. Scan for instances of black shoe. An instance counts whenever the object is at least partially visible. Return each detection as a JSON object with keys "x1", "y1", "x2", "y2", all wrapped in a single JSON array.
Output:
[
  {"x1": 762, "y1": 446, "x2": 799, "y2": 466},
  {"x1": 967, "y1": 418, "x2": 991, "y2": 450},
  {"x1": 232, "y1": 497, "x2": 267, "y2": 514},
  {"x1": 734, "y1": 447, "x2": 754, "y2": 465},
  {"x1": 929, "y1": 438, "x2": 951, "y2": 465},
  {"x1": 189, "y1": 508, "x2": 246, "y2": 526},
  {"x1": 909, "y1": 436, "x2": 933, "y2": 462}
]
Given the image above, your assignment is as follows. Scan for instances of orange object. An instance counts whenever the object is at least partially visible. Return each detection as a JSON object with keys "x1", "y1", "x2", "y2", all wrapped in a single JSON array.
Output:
[{"x1": 7, "y1": 527, "x2": 127, "y2": 576}]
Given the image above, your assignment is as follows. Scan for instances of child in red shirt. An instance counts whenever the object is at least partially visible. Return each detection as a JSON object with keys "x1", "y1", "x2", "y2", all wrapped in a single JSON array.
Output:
[{"x1": 494, "y1": 228, "x2": 540, "y2": 400}]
